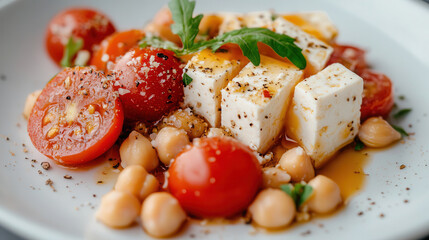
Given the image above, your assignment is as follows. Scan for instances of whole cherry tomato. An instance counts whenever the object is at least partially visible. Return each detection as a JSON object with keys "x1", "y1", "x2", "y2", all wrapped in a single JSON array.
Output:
[
  {"x1": 168, "y1": 137, "x2": 263, "y2": 218},
  {"x1": 113, "y1": 47, "x2": 184, "y2": 122},
  {"x1": 28, "y1": 67, "x2": 124, "y2": 165},
  {"x1": 45, "y1": 8, "x2": 116, "y2": 66},
  {"x1": 90, "y1": 29, "x2": 144, "y2": 72}
]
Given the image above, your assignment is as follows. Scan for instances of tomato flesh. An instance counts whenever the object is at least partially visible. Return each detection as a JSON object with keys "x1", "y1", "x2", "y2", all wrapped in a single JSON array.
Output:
[
  {"x1": 45, "y1": 8, "x2": 116, "y2": 66},
  {"x1": 327, "y1": 44, "x2": 367, "y2": 75},
  {"x1": 28, "y1": 67, "x2": 124, "y2": 165},
  {"x1": 113, "y1": 47, "x2": 184, "y2": 122},
  {"x1": 168, "y1": 137, "x2": 262, "y2": 218},
  {"x1": 90, "y1": 29, "x2": 144, "y2": 72},
  {"x1": 360, "y1": 69, "x2": 394, "y2": 120}
]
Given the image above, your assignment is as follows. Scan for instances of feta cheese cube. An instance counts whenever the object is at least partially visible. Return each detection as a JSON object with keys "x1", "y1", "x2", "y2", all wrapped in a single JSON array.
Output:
[
  {"x1": 218, "y1": 11, "x2": 274, "y2": 35},
  {"x1": 282, "y1": 11, "x2": 338, "y2": 42},
  {"x1": 221, "y1": 55, "x2": 303, "y2": 153},
  {"x1": 183, "y1": 49, "x2": 247, "y2": 127},
  {"x1": 218, "y1": 13, "x2": 243, "y2": 35},
  {"x1": 272, "y1": 18, "x2": 333, "y2": 76},
  {"x1": 286, "y1": 63, "x2": 363, "y2": 168}
]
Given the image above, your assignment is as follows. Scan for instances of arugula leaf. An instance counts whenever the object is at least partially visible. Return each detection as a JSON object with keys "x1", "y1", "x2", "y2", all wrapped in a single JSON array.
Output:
[
  {"x1": 354, "y1": 138, "x2": 365, "y2": 151},
  {"x1": 210, "y1": 28, "x2": 306, "y2": 68},
  {"x1": 168, "y1": 0, "x2": 203, "y2": 49},
  {"x1": 281, "y1": 183, "x2": 313, "y2": 208},
  {"x1": 391, "y1": 124, "x2": 409, "y2": 137},
  {"x1": 140, "y1": 36, "x2": 182, "y2": 54},
  {"x1": 393, "y1": 108, "x2": 412, "y2": 119},
  {"x1": 61, "y1": 36, "x2": 83, "y2": 68},
  {"x1": 183, "y1": 72, "x2": 193, "y2": 86}
]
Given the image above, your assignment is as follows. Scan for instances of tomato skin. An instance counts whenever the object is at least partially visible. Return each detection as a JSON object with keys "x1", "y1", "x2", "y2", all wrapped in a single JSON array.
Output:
[
  {"x1": 113, "y1": 47, "x2": 184, "y2": 122},
  {"x1": 90, "y1": 29, "x2": 144, "y2": 72},
  {"x1": 327, "y1": 44, "x2": 367, "y2": 74},
  {"x1": 168, "y1": 137, "x2": 262, "y2": 218},
  {"x1": 45, "y1": 8, "x2": 116, "y2": 65},
  {"x1": 360, "y1": 69, "x2": 394, "y2": 120},
  {"x1": 28, "y1": 67, "x2": 124, "y2": 165}
]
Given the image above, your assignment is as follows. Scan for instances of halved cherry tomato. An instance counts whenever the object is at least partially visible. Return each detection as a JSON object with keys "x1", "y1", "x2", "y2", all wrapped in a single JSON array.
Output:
[
  {"x1": 327, "y1": 44, "x2": 367, "y2": 74},
  {"x1": 168, "y1": 137, "x2": 262, "y2": 218},
  {"x1": 113, "y1": 47, "x2": 184, "y2": 122},
  {"x1": 360, "y1": 69, "x2": 394, "y2": 120},
  {"x1": 28, "y1": 67, "x2": 124, "y2": 165},
  {"x1": 90, "y1": 29, "x2": 145, "y2": 72},
  {"x1": 45, "y1": 8, "x2": 116, "y2": 66}
]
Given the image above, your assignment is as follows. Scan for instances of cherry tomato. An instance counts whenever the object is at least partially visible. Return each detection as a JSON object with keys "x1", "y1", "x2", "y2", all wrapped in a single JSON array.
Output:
[
  {"x1": 144, "y1": 7, "x2": 181, "y2": 45},
  {"x1": 113, "y1": 47, "x2": 184, "y2": 122},
  {"x1": 360, "y1": 69, "x2": 394, "y2": 120},
  {"x1": 168, "y1": 137, "x2": 262, "y2": 218},
  {"x1": 90, "y1": 29, "x2": 145, "y2": 72},
  {"x1": 28, "y1": 67, "x2": 124, "y2": 165},
  {"x1": 45, "y1": 8, "x2": 116, "y2": 66},
  {"x1": 327, "y1": 44, "x2": 367, "y2": 74}
]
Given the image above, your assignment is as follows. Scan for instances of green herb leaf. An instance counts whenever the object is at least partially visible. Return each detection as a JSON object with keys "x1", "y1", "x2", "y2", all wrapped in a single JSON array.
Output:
[
  {"x1": 183, "y1": 73, "x2": 193, "y2": 86},
  {"x1": 398, "y1": 95, "x2": 405, "y2": 100},
  {"x1": 60, "y1": 37, "x2": 83, "y2": 68},
  {"x1": 393, "y1": 108, "x2": 412, "y2": 119},
  {"x1": 210, "y1": 28, "x2": 306, "y2": 69},
  {"x1": 168, "y1": 0, "x2": 203, "y2": 49},
  {"x1": 140, "y1": 36, "x2": 182, "y2": 54},
  {"x1": 354, "y1": 138, "x2": 365, "y2": 151},
  {"x1": 281, "y1": 183, "x2": 313, "y2": 208},
  {"x1": 391, "y1": 124, "x2": 409, "y2": 137}
]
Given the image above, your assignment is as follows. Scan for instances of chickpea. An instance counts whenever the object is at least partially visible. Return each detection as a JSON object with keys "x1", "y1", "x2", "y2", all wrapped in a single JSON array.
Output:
[
  {"x1": 358, "y1": 117, "x2": 401, "y2": 148},
  {"x1": 96, "y1": 191, "x2": 140, "y2": 228},
  {"x1": 155, "y1": 127, "x2": 190, "y2": 166},
  {"x1": 278, "y1": 147, "x2": 315, "y2": 182},
  {"x1": 23, "y1": 90, "x2": 42, "y2": 119},
  {"x1": 306, "y1": 175, "x2": 342, "y2": 214},
  {"x1": 262, "y1": 167, "x2": 291, "y2": 188},
  {"x1": 248, "y1": 188, "x2": 296, "y2": 229},
  {"x1": 206, "y1": 128, "x2": 227, "y2": 138},
  {"x1": 120, "y1": 131, "x2": 159, "y2": 171},
  {"x1": 141, "y1": 192, "x2": 187, "y2": 238},
  {"x1": 114, "y1": 165, "x2": 159, "y2": 201},
  {"x1": 157, "y1": 108, "x2": 208, "y2": 139}
]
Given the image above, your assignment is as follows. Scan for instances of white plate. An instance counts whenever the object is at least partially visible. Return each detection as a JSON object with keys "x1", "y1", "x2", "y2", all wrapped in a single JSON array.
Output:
[{"x1": 1, "y1": 0, "x2": 429, "y2": 239}]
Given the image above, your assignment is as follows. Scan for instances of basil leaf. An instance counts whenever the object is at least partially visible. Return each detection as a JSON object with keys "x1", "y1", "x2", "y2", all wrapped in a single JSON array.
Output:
[
  {"x1": 60, "y1": 37, "x2": 83, "y2": 68},
  {"x1": 393, "y1": 108, "x2": 412, "y2": 119},
  {"x1": 183, "y1": 73, "x2": 193, "y2": 86},
  {"x1": 354, "y1": 138, "x2": 365, "y2": 151},
  {"x1": 391, "y1": 124, "x2": 409, "y2": 137},
  {"x1": 211, "y1": 28, "x2": 306, "y2": 69},
  {"x1": 168, "y1": 0, "x2": 203, "y2": 49}
]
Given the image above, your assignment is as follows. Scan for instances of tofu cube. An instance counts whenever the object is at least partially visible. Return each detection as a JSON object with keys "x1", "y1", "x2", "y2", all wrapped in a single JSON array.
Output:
[
  {"x1": 286, "y1": 63, "x2": 363, "y2": 168},
  {"x1": 183, "y1": 49, "x2": 247, "y2": 127},
  {"x1": 221, "y1": 55, "x2": 303, "y2": 153},
  {"x1": 272, "y1": 18, "x2": 333, "y2": 76},
  {"x1": 282, "y1": 11, "x2": 338, "y2": 42}
]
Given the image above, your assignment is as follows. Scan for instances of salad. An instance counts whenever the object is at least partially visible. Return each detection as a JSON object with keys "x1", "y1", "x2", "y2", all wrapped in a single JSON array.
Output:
[{"x1": 21, "y1": 0, "x2": 410, "y2": 237}]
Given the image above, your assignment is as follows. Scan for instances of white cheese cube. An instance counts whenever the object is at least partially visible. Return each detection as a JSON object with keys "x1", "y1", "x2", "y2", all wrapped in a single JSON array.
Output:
[
  {"x1": 218, "y1": 11, "x2": 274, "y2": 35},
  {"x1": 272, "y1": 18, "x2": 333, "y2": 76},
  {"x1": 286, "y1": 63, "x2": 363, "y2": 168},
  {"x1": 183, "y1": 49, "x2": 246, "y2": 127},
  {"x1": 282, "y1": 11, "x2": 338, "y2": 42},
  {"x1": 221, "y1": 55, "x2": 303, "y2": 153}
]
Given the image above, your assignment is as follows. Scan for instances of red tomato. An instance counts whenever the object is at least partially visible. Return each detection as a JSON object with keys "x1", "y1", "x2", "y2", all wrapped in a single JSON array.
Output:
[
  {"x1": 28, "y1": 67, "x2": 124, "y2": 165},
  {"x1": 360, "y1": 69, "x2": 394, "y2": 120},
  {"x1": 113, "y1": 47, "x2": 184, "y2": 122},
  {"x1": 327, "y1": 44, "x2": 367, "y2": 74},
  {"x1": 168, "y1": 137, "x2": 262, "y2": 218},
  {"x1": 45, "y1": 8, "x2": 116, "y2": 66},
  {"x1": 90, "y1": 29, "x2": 145, "y2": 72}
]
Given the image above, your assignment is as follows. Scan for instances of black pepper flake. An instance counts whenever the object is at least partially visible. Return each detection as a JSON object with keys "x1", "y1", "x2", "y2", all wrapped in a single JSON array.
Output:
[
  {"x1": 0, "y1": 74, "x2": 6, "y2": 81},
  {"x1": 66, "y1": 96, "x2": 71, "y2": 100},
  {"x1": 156, "y1": 52, "x2": 168, "y2": 60},
  {"x1": 80, "y1": 78, "x2": 83, "y2": 81},
  {"x1": 97, "y1": 180, "x2": 103, "y2": 184},
  {"x1": 93, "y1": 194, "x2": 97, "y2": 198},
  {"x1": 358, "y1": 211, "x2": 364, "y2": 216},
  {"x1": 64, "y1": 175, "x2": 72, "y2": 179},
  {"x1": 113, "y1": 163, "x2": 120, "y2": 169},
  {"x1": 217, "y1": 48, "x2": 228, "y2": 53},
  {"x1": 167, "y1": 95, "x2": 172, "y2": 100}
]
